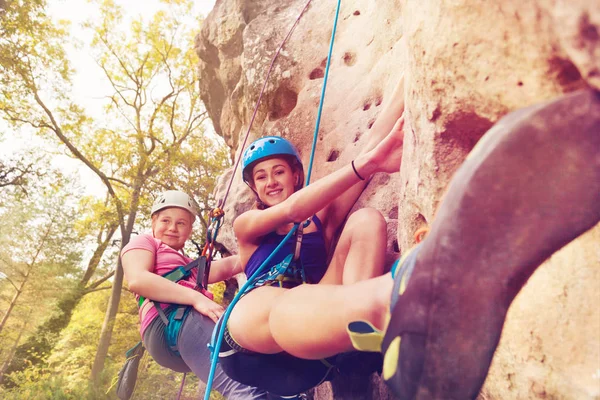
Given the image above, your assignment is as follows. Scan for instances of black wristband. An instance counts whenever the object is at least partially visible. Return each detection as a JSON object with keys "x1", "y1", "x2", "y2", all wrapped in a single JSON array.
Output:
[{"x1": 351, "y1": 160, "x2": 365, "y2": 181}]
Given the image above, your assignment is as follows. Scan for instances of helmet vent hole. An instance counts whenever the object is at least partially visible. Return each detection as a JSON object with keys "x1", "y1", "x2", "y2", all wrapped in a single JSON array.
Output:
[{"x1": 269, "y1": 139, "x2": 275, "y2": 144}]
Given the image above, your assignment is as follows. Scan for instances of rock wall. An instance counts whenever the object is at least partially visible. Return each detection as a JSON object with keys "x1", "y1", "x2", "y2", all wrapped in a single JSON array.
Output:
[{"x1": 196, "y1": 0, "x2": 600, "y2": 399}]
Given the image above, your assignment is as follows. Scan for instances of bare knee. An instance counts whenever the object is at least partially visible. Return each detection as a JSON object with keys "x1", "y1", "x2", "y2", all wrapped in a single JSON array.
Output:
[{"x1": 346, "y1": 208, "x2": 387, "y2": 239}]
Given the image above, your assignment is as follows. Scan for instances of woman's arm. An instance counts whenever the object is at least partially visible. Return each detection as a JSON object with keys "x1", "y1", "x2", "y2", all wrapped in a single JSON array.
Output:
[
  {"x1": 207, "y1": 255, "x2": 243, "y2": 284},
  {"x1": 122, "y1": 248, "x2": 224, "y2": 322},
  {"x1": 320, "y1": 75, "x2": 405, "y2": 238},
  {"x1": 234, "y1": 114, "x2": 405, "y2": 244}
]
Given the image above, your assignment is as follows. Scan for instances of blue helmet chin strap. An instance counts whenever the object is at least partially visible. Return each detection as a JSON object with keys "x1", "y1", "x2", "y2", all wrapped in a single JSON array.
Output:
[{"x1": 202, "y1": 0, "x2": 343, "y2": 398}]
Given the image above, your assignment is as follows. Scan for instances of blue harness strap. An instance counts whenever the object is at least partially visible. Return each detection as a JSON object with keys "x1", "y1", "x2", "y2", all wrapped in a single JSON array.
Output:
[
  {"x1": 138, "y1": 256, "x2": 207, "y2": 355},
  {"x1": 165, "y1": 305, "x2": 192, "y2": 355},
  {"x1": 253, "y1": 254, "x2": 306, "y2": 289}
]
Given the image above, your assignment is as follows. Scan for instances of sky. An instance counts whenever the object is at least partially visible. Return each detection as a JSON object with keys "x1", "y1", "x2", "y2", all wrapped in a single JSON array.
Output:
[
  {"x1": 47, "y1": 0, "x2": 217, "y2": 120},
  {"x1": 1, "y1": 0, "x2": 217, "y2": 197}
]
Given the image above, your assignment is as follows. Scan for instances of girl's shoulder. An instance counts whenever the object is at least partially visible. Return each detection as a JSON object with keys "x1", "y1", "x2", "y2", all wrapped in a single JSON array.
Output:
[{"x1": 121, "y1": 233, "x2": 160, "y2": 257}]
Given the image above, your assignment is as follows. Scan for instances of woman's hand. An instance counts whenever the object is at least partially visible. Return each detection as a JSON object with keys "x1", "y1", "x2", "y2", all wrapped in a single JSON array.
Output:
[
  {"x1": 369, "y1": 115, "x2": 405, "y2": 174},
  {"x1": 192, "y1": 293, "x2": 225, "y2": 323}
]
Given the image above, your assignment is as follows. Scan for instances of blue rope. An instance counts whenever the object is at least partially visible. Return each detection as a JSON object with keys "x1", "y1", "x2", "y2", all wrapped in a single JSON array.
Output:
[
  {"x1": 305, "y1": 0, "x2": 342, "y2": 186},
  {"x1": 204, "y1": 226, "x2": 298, "y2": 400},
  {"x1": 203, "y1": 1, "x2": 342, "y2": 398}
]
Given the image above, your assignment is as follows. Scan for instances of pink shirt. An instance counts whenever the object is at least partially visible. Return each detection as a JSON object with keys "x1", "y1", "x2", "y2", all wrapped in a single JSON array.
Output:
[{"x1": 121, "y1": 233, "x2": 210, "y2": 336}]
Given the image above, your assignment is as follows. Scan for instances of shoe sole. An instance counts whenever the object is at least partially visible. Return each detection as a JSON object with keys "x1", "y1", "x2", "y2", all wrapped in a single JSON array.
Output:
[{"x1": 382, "y1": 89, "x2": 600, "y2": 399}]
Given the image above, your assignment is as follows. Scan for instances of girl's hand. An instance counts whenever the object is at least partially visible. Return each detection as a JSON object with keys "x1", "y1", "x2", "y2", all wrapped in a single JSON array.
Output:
[
  {"x1": 370, "y1": 115, "x2": 405, "y2": 174},
  {"x1": 192, "y1": 294, "x2": 225, "y2": 323}
]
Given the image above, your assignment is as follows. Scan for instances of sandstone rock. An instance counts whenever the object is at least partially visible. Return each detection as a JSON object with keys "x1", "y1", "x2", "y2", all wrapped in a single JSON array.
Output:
[{"x1": 197, "y1": 0, "x2": 600, "y2": 398}]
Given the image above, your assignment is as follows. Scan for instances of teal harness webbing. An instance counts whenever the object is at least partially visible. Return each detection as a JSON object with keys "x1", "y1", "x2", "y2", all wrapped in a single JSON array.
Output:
[
  {"x1": 139, "y1": 256, "x2": 207, "y2": 355},
  {"x1": 203, "y1": 0, "x2": 343, "y2": 398}
]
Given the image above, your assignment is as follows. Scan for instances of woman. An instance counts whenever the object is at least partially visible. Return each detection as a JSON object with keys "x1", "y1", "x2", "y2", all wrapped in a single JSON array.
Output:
[
  {"x1": 217, "y1": 77, "x2": 406, "y2": 396},
  {"x1": 223, "y1": 89, "x2": 600, "y2": 400},
  {"x1": 121, "y1": 190, "x2": 268, "y2": 400}
]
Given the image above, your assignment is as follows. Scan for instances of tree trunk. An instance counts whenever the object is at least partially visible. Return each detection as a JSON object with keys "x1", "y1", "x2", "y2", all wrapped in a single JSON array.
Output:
[
  {"x1": 90, "y1": 224, "x2": 133, "y2": 384},
  {"x1": 0, "y1": 269, "x2": 29, "y2": 336},
  {"x1": 90, "y1": 255, "x2": 125, "y2": 384},
  {"x1": 0, "y1": 312, "x2": 30, "y2": 385}
]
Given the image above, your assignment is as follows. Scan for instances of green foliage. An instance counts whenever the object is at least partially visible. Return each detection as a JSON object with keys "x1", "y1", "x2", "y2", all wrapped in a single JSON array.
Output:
[
  {"x1": 0, "y1": 0, "x2": 231, "y2": 396},
  {"x1": 0, "y1": 367, "x2": 88, "y2": 399},
  {"x1": 208, "y1": 281, "x2": 226, "y2": 305},
  {"x1": 0, "y1": 171, "x2": 86, "y2": 384}
]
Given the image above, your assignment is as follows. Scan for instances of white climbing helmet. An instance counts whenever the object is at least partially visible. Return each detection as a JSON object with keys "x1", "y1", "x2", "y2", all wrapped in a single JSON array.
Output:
[{"x1": 151, "y1": 190, "x2": 198, "y2": 219}]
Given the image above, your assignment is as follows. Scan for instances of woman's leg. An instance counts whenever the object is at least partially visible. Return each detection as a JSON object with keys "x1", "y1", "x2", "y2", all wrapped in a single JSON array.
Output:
[
  {"x1": 319, "y1": 207, "x2": 387, "y2": 285},
  {"x1": 269, "y1": 274, "x2": 393, "y2": 359},
  {"x1": 229, "y1": 209, "x2": 387, "y2": 357},
  {"x1": 227, "y1": 286, "x2": 288, "y2": 353}
]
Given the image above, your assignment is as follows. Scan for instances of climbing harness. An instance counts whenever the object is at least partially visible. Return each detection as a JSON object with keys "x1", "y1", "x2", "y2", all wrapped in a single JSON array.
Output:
[
  {"x1": 253, "y1": 218, "x2": 311, "y2": 289},
  {"x1": 158, "y1": 208, "x2": 225, "y2": 355},
  {"x1": 203, "y1": 0, "x2": 343, "y2": 398},
  {"x1": 118, "y1": 216, "x2": 221, "y2": 400}
]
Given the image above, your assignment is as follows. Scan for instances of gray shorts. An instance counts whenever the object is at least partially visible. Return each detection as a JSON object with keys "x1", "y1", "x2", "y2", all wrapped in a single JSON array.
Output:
[{"x1": 143, "y1": 307, "x2": 268, "y2": 400}]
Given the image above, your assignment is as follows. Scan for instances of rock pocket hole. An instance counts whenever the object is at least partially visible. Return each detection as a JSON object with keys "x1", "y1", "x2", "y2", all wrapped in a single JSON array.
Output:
[
  {"x1": 548, "y1": 57, "x2": 582, "y2": 90},
  {"x1": 309, "y1": 68, "x2": 324, "y2": 80},
  {"x1": 342, "y1": 52, "x2": 357, "y2": 67},
  {"x1": 327, "y1": 149, "x2": 340, "y2": 162},
  {"x1": 268, "y1": 84, "x2": 298, "y2": 121}
]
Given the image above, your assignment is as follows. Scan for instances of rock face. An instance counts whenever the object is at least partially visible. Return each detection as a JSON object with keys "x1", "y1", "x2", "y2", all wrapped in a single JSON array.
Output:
[{"x1": 196, "y1": 1, "x2": 600, "y2": 399}]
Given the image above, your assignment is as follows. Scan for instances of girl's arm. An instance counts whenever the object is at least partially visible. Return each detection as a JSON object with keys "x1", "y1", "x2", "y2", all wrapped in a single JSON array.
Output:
[
  {"x1": 122, "y1": 248, "x2": 224, "y2": 322},
  {"x1": 234, "y1": 114, "x2": 405, "y2": 244},
  {"x1": 207, "y1": 255, "x2": 243, "y2": 284},
  {"x1": 320, "y1": 76, "x2": 405, "y2": 239}
]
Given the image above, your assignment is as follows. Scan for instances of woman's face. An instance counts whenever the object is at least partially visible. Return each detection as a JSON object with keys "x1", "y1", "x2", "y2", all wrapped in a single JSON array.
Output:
[
  {"x1": 151, "y1": 207, "x2": 194, "y2": 250},
  {"x1": 251, "y1": 157, "x2": 299, "y2": 207}
]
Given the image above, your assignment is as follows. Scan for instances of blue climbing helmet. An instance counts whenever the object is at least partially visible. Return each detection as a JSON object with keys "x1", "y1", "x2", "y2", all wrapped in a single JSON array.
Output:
[{"x1": 242, "y1": 136, "x2": 304, "y2": 190}]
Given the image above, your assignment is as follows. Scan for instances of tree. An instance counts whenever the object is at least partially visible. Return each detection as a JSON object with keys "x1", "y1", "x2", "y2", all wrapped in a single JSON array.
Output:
[
  {"x1": 0, "y1": 157, "x2": 38, "y2": 193},
  {"x1": 0, "y1": 0, "x2": 228, "y2": 386},
  {"x1": 0, "y1": 172, "x2": 84, "y2": 384}
]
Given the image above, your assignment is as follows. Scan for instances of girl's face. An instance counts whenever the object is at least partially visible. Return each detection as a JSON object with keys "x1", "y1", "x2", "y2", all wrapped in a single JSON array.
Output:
[
  {"x1": 251, "y1": 157, "x2": 299, "y2": 207},
  {"x1": 151, "y1": 207, "x2": 194, "y2": 250}
]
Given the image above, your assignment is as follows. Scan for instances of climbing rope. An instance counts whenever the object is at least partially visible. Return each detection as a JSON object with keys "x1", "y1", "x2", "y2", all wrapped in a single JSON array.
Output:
[
  {"x1": 203, "y1": 0, "x2": 343, "y2": 398},
  {"x1": 220, "y1": 0, "x2": 313, "y2": 207},
  {"x1": 176, "y1": 373, "x2": 187, "y2": 400},
  {"x1": 200, "y1": 207, "x2": 225, "y2": 288},
  {"x1": 305, "y1": 1, "x2": 342, "y2": 186}
]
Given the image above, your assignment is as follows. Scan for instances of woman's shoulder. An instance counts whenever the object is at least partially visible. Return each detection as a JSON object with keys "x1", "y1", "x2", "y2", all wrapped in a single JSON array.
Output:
[{"x1": 233, "y1": 209, "x2": 262, "y2": 237}]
